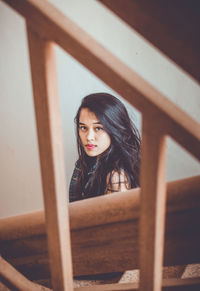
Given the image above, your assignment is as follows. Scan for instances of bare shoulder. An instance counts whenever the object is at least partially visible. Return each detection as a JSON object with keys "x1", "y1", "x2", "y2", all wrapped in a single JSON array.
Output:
[{"x1": 105, "y1": 170, "x2": 130, "y2": 194}]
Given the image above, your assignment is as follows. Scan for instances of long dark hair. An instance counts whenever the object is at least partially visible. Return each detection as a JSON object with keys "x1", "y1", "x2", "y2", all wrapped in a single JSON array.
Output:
[{"x1": 74, "y1": 92, "x2": 140, "y2": 199}]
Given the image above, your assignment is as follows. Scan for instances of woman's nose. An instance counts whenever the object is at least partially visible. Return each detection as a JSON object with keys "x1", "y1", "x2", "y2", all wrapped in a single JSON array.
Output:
[{"x1": 87, "y1": 128, "x2": 95, "y2": 141}]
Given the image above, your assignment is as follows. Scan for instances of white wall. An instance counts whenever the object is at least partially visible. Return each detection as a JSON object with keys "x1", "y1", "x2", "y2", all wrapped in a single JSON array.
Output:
[{"x1": 0, "y1": 0, "x2": 199, "y2": 218}]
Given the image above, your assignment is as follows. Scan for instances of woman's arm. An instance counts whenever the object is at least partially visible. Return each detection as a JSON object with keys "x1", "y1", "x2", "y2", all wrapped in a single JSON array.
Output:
[{"x1": 105, "y1": 170, "x2": 130, "y2": 194}]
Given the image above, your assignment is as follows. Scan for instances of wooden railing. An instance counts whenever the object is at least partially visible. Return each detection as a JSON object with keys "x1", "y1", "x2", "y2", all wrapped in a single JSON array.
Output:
[
  {"x1": 1, "y1": 176, "x2": 200, "y2": 283},
  {"x1": 1, "y1": 0, "x2": 200, "y2": 291},
  {"x1": 98, "y1": 0, "x2": 200, "y2": 84}
]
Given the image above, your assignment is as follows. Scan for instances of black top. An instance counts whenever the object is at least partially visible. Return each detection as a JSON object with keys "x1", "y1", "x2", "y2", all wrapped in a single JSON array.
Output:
[
  {"x1": 69, "y1": 158, "x2": 133, "y2": 202},
  {"x1": 69, "y1": 158, "x2": 100, "y2": 202}
]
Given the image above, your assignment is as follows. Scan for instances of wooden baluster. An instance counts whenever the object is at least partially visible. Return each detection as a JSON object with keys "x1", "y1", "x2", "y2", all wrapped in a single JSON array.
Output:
[
  {"x1": 26, "y1": 26, "x2": 73, "y2": 291},
  {"x1": 0, "y1": 256, "x2": 51, "y2": 291},
  {"x1": 139, "y1": 116, "x2": 167, "y2": 291}
]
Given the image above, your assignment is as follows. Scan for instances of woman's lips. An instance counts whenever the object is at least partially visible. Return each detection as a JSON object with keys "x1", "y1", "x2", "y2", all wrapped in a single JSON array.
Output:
[{"x1": 86, "y1": 144, "x2": 96, "y2": 150}]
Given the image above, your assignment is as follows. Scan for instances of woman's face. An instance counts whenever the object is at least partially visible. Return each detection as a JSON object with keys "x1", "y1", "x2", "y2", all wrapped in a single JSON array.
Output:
[{"x1": 78, "y1": 108, "x2": 111, "y2": 157}]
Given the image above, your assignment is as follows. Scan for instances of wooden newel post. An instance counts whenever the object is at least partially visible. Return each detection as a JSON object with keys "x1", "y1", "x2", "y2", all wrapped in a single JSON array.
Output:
[
  {"x1": 139, "y1": 115, "x2": 167, "y2": 291},
  {"x1": 26, "y1": 26, "x2": 73, "y2": 291}
]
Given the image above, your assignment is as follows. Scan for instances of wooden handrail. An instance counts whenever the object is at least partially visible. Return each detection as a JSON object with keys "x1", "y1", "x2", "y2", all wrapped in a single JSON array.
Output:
[
  {"x1": 98, "y1": 0, "x2": 200, "y2": 84},
  {"x1": 0, "y1": 176, "x2": 200, "y2": 278},
  {"x1": 2, "y1": 0, "x2": 200, "y2": 161},
  {"x1": 1, "y1": 176, "x2": 199, "y2": 241}
]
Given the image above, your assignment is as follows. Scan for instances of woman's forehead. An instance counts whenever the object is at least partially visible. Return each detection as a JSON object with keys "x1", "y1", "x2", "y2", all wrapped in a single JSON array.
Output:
[{"x1": 79, "y1": 108, "x2": 100, "y2": 124}]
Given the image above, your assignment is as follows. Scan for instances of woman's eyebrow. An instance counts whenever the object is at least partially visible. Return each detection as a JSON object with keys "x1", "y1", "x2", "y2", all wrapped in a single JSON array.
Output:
[{"x1": 79, "y1": 121, "x2": 101, "y2": 125}]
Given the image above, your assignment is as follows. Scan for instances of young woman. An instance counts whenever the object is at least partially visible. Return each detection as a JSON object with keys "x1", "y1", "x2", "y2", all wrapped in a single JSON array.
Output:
[{"x1": 69, "y1": 93, "x2": 140, "y2": 202}]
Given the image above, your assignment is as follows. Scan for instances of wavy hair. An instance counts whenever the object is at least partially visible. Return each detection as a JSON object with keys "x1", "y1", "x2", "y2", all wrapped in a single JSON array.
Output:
[{"x1": 74, "y1": 93, "x2": 140, "y2": 198}]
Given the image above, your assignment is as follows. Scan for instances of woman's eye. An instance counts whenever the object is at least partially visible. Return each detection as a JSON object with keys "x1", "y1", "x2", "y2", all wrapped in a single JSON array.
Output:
[
  {"x1": 79, "y1": 126, "x2": 87, "y2": 131},
  {"x1": 95, "y1": 127, "x2": 103, "y2": 131}
]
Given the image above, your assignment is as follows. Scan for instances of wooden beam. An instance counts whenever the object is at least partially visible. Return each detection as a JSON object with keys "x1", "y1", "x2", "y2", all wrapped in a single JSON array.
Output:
[
  {"x1": 26, "y1": 27, "x2": 73, "y2": 291},
  {"x1": 139, "y1": 118, "x2": 167, "y2": 291},
  {"x1": 1, "y1": 176, "x2": 200, "y2": 279},
  {"x1": 0, "y1": 176, "x2": 199, "y2": 240},
  {"x1": 2, "y1": 0, "x2": 200, "y2": 161},
  {"x1": 98, "y1": 0, "x2": 200, "y2": 84},
  {"x1": 0, "y1": 256, "x2": 51, "y2": 291}
]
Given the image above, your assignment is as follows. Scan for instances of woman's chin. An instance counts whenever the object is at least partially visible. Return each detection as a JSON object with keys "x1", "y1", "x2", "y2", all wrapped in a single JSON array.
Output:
[{"x1": 85, "y1": 150, "x2": 98, "y2": 157}]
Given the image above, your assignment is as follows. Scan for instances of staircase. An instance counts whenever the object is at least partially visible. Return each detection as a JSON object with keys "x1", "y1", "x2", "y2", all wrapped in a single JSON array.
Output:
[{"x1": 0, "y1": 1, "x2": 200, "y2": 290}]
